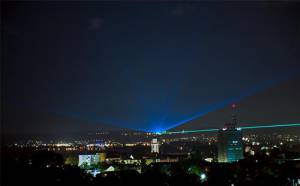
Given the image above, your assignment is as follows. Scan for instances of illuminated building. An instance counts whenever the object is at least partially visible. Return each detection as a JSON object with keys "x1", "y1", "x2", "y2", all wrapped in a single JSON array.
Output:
[
  {"x1": 78, "y1": 154, "x2": 100, "y2": 167},
  {"x1": 99, "y1": 152, "x2": 106, "y2": 162},
  {"x1": 151, "y1": 138, "x2": 159, "y2": 153},
  {"x1": 217, "y1": 126, "x2": 243, "y2": 162},
  {"x1": 122, "y1": 159, "x2": 141, "y2": 164},
  {"x1": 217, "y1": 104, "x2": 244, "y2": 163}
]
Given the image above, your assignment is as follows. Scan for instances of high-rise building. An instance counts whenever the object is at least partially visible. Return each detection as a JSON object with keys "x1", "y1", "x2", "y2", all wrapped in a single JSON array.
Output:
[
  {"x1": 217, "y1": 126, "x2": 243, "y2": 162},
  {"x1": 217, "y1": 104, "x2": 244, "y2": 163},
  {"x1": 151, "y1": 138, "x2": 159, "y2": 153}
]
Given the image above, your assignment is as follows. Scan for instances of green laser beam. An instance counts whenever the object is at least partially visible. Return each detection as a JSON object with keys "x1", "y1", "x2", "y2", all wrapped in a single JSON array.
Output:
[
  {"x1": 163, "y1": 123, "x2": 300, "y2": 135},
  {"x1": 240, "y1": 123, "x2": 300, "y2": 130}
]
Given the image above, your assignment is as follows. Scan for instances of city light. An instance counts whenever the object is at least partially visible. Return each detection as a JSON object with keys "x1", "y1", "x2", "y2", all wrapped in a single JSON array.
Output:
[
  {"x1": 164, "y1": 128, "x2": 219, "y2": 134},
  {"x1": 200, "y1": 173, "x2": 206, "y2": 180}
]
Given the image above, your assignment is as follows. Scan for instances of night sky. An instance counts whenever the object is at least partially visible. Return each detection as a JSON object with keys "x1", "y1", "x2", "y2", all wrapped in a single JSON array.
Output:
[{"x1": 2, "y1": 2, "x2": 300, "y2": 136}]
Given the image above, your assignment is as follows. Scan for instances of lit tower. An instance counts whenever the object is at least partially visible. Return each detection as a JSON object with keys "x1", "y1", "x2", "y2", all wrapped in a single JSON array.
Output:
[
  {"x1": 231, "y1": 103, "x2": 238, "y2": 127},
  {"x1": 151, "y1": 138, "x2": 159, "y2": 154},
  {"x1": 217, "y1": 104, "x2": 244, "y2": 163}
]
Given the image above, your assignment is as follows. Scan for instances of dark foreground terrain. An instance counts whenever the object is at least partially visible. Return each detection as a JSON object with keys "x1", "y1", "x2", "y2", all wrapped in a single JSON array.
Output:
[{"x1": 1, "y1": 147, "x2": 300, "y2": 186}]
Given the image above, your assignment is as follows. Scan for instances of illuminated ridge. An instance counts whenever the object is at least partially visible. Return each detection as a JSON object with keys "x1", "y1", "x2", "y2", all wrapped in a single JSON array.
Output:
[{"x1": 162, "y1": 123, "x2": 300, "y2": 135}]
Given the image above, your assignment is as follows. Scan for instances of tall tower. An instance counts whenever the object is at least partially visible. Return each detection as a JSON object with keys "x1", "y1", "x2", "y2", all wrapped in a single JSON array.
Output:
[
  {"x1": 231, "y1": 103, "x2": 238, "y2": 127},
  {"x1": 217, "y1": 104, "x2": 244, "y2": 163}
]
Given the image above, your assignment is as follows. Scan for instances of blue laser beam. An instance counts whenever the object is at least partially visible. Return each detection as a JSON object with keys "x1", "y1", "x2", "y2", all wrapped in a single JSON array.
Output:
[{"x1": 159, "y1": 71, "x2": 300, "y2": 133}]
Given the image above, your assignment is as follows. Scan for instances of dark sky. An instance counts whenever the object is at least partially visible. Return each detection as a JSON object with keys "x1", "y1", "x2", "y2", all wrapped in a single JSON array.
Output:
[{"x1": 2, "y1": 2, "x2": 300, "y2": 135}]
